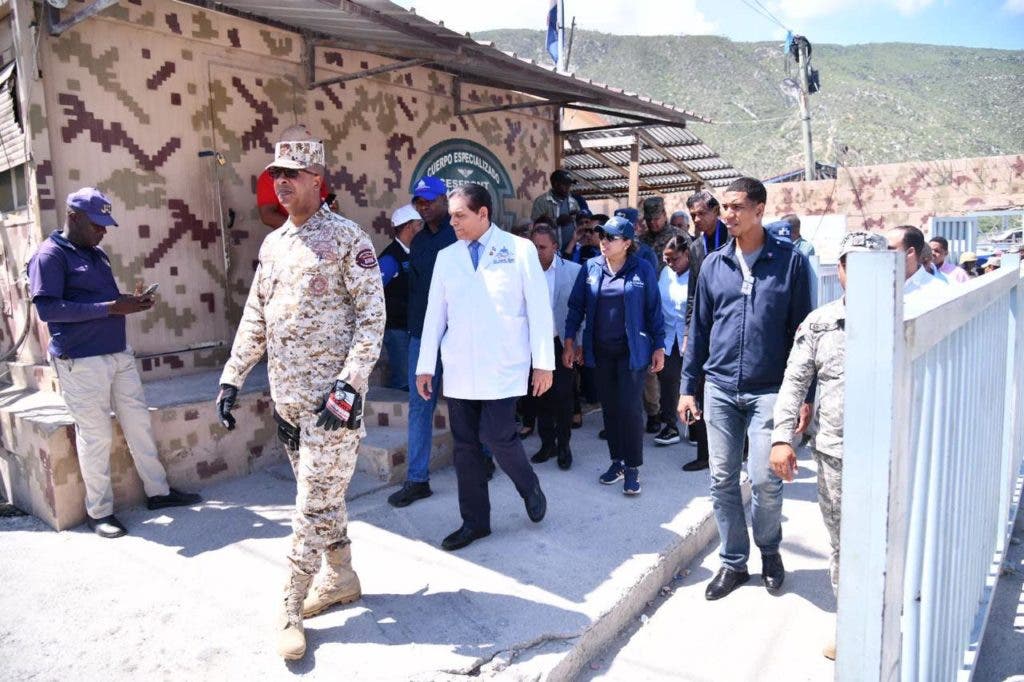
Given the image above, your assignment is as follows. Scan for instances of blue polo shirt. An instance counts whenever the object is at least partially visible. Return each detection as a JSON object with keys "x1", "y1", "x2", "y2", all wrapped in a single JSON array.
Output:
[
  {"x1": 682, "y1": 229, "x2": 812, "y2": 395},
  {"x1": 594, "y1": 262, "x2": 627, "y2": 350},
  {"x1": 407, "y1": 217, "x2": 456, "y2": 337},
  {"x1": 28, "y1": 231, "x2": 126, "y2": 359}
]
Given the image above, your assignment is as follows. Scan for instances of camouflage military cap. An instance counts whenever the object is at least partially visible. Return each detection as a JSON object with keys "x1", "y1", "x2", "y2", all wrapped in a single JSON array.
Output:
[
  {"x1": 266, "y1": 140, "x2": 325, "y2": 170},
  {"x1": 839, "y1": 231, "x2": 888, "y2": 258},
  {"x1": 642, "y1": 196, "x2": 665, "y2": 217}
]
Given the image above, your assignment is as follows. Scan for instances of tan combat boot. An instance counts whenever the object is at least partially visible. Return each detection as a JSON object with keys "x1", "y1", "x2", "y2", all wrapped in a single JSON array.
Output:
[
  {"x1": 303, "y1": 543, "x2": 362, "y2": 617},
  {"x1": 277, "y1": 572, "x2": 314, "y2": 660}
]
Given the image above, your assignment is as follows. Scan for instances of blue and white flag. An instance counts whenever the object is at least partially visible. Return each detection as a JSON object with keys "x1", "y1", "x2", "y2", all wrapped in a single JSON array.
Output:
[{"x1": 546, "y1": 0, "x2": 559, "y2": 65}]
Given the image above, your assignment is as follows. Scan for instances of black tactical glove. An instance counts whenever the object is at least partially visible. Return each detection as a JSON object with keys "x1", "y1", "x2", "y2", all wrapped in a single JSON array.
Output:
[
  {"x1": 273, "y1": 409, "x2": 300, "y2": 450},
  {"x1": 314, "y1": 380, "x2": 363, "y2": 431},
  {"x1": 216, "y1": 383, "x2": 239, "y2": 430}
]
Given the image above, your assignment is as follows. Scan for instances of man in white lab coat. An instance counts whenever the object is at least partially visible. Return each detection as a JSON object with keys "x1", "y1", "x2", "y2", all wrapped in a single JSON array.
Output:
[{"x1": 416, "y1": 183, "x2": 555, "y2": 552}]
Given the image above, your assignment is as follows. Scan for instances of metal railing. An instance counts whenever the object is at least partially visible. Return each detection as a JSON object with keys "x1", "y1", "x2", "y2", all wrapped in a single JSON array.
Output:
[
  {"x1": 811, "y1": 255, "x2": 842, "y2": 307},
  {"x1": 836, "y1": 253, "x2": 1023, "y2": 682}
]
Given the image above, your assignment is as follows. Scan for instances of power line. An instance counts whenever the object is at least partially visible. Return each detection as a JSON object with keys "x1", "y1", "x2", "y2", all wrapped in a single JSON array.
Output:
[
  {"x1": 750, "y1": 0, "x2": 791, "y2": 31},
  {"x1": 739, "y1": 0, "x2": 790, "y2": 32}
]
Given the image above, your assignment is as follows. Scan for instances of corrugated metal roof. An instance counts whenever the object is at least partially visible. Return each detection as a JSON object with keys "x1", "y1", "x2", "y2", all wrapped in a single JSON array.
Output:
[
  {"x1": 563, "y1": 124, "x2": 742, "y2": 199},
  {"x1": 184, "y1": 0, "x2": 711, "y2": 124}
]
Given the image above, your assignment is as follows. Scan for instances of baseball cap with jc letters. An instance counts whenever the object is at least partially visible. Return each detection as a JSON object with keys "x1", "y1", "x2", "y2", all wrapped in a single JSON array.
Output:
[
  {"x1": 412, "y1": 176, "x2": 447, "y2": 201},
  {"x1": 67, "y1": 187, "x2": 118, "y2": 227},
  {"x1": 600, "y1": 215, "x2": 636, "y2": 240}
]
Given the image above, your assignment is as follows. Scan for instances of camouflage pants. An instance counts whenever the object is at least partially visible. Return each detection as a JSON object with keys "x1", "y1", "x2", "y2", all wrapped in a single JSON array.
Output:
[
  {"x1": 276, "y1": 403, "x2": 360, "y2": 580},
  {"x1": 813, "y1": 449, "x2": 843, "y2": 597}
]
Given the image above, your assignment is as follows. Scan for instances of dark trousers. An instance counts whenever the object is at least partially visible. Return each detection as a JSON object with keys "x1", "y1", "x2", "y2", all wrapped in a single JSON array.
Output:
[
  {"x1": 522, "y1": 338, "x2": 575, "y2": 450},
  {"x1": 658, "y1": 340, "x2": 683, "y2": 428},
  {"x1": 447, "y1": 396, "x2": 541, "y2": 533},
  {"x1": 594, "y1": 344, "x2": 646, "y2": 467}
]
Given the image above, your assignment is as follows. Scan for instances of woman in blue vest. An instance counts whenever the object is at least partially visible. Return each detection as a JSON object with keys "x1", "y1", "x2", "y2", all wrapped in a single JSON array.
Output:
[{"x1": 563, "y1": 215, "x2": 665, "y2": 495}]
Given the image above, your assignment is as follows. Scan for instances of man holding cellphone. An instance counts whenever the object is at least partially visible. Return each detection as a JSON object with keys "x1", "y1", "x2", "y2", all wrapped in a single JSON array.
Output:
[{"x1": 27, "y1": 188, "x2": 201, "y2": 539}]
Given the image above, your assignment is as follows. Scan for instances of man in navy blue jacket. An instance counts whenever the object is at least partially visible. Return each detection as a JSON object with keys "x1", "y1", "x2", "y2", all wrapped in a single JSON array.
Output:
[{"x1": 679, "y1": 177, "x2": 812, "y2": 601}]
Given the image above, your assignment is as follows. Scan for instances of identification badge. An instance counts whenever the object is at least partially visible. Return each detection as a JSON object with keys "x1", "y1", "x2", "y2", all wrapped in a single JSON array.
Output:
[{"x1": 741, "y1": 276, "x2": 754, "y2": 296}]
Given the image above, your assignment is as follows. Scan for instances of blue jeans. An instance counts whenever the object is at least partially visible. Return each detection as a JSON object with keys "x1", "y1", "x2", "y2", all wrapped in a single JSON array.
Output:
[
  {"x1": 703, "y1": 381, "x2": 783, "y2": 571},
  {"x1": 406, "y1": 335, "x2": 441, "y2": 483},
  {"x1": 383, "y1": 328, "x2": 410, "y2": 390}
]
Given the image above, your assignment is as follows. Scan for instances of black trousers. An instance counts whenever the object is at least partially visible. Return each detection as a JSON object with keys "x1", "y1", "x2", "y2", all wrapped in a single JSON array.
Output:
[
  {"x1": 522, "y1": 337, "x2": 575, "y2": 450},
  {"x1": 447, "y1": 396, "x2": 541, "y2": 533},
  {"x1": 658, "y1": 340, "x2": 684, "y2": 428},
  {"x1": 689, "y1": 375, "x2": 710, "y2": 462},
  {"x1": 594, "y1": 344, "x2": 646, "y2": 467}
]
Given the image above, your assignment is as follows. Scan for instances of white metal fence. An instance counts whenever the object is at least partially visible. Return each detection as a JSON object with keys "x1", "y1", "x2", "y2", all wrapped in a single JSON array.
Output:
[
  {"x1": 811, "y1": 255, "x2": 842, "y2": 307},
  {"x1": 837, "y1": 253, "x2": 1023, "y2": 682}
]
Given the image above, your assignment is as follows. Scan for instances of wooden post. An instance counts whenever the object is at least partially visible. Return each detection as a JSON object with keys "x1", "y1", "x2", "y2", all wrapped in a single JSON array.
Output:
[{"x1": 628, "y1": 134, "x2": 640, "y2": 209}]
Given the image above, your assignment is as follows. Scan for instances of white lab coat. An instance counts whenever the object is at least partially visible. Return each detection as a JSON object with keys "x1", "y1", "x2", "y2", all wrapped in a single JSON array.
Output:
[{"x1": 416, "y1": 224, "x2": 555, "y2": 400}]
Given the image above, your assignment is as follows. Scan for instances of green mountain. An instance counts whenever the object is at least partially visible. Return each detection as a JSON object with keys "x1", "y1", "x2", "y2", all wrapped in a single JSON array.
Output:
[{"x1": 476, "y1": 30, "x2": 1024, "y2": 179}]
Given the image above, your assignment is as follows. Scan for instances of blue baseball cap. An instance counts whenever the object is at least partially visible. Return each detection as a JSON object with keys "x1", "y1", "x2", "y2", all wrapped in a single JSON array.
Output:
[
  {"x1": 600, "y1": 215, "x2": 635, "y2": 240},
  {"x1": 412, "y1": 175, "x2": 447, "y2": 201},
  {"x1": 66, "y1": 187, "x2": 118, "y2": 227},
  {"x1": 765, "y1": 220, "x2": 792, "y2": 242},
  {"x1": 613, "y1": 207, "x2": 639, "y2": 224}
]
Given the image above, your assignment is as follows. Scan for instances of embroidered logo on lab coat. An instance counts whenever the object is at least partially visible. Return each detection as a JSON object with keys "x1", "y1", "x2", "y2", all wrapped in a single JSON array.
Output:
[{"x1": 489, "y1": 246, "x2": 515, "y2": 265}]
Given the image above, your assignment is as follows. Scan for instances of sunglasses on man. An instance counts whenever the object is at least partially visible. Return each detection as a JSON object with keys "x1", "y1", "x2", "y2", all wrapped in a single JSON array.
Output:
[{"x1": 267, "y1": 167, "x2": 315, "y2": 180}]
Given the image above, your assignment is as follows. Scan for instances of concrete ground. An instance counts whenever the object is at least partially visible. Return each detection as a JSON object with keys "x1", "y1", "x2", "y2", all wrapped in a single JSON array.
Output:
[
  {"x1": 3, "y1": 413, "x2": 1018, "y2": 682},
  {"x1": 0, "y1": 416, "x2": 718, "y2": 681},
  {"x1": 974, "y1": 505, "x2": 1024, "y2": 682}
]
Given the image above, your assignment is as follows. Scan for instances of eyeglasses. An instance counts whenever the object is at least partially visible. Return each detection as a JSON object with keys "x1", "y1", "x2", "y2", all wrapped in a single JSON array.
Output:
[{"x1": 267, "y1": 167, "x2": 314, "y2": 180}]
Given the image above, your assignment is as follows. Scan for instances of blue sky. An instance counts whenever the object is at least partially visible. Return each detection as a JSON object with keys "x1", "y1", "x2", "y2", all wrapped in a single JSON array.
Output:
[{"x1": 393, "y1": 0, "x2": 1024, "y2": 50}]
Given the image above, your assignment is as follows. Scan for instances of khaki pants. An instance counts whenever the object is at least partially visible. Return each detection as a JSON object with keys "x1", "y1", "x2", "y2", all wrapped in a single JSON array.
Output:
[{"x1": 53, "y1": 351, "x2": 169, "y2": 519}]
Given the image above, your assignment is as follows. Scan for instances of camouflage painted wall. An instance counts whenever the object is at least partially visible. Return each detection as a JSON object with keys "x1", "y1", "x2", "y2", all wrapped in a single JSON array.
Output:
[
  {"x1": 764, "y1": 155, "x2": 1024, "y2": 233},
  {"x1": 22, "y1": 0, "x2": 556, "y2": 375}
]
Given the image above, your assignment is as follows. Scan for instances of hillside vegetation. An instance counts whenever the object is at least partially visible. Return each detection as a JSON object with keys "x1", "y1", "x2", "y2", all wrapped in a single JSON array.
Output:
[{"x1": 477, "y1": 30, "x2": 1024, "y2": 178}]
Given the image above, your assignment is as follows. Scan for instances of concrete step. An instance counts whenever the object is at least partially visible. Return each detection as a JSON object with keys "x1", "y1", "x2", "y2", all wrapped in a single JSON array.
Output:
[{"x1": 357, "y1": 424, "x2": 453, "y2": 483}]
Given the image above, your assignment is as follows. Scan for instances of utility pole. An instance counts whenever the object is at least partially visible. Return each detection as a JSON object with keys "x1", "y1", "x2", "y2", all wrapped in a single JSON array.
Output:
[
  {"x1": 565, "y1": 16, "x2": 576, "y2": 72},
  {"x1": 794, "y1": 36, "x2": 815, "y2": 181}
]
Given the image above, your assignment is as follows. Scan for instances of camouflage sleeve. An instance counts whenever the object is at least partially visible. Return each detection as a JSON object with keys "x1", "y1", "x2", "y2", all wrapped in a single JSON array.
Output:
[
  {"x1": 771, "y1": 322, "x2": 819, "y2": 445},
  {"x1": 219, "y1": 261, "x2": 267, "y2": 389},
  {"x1": 335, "y1": 231, "x2": 386, "y2": 393}
]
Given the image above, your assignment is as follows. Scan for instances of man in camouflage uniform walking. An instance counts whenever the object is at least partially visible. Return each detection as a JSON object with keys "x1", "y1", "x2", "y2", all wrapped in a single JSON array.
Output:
[
  {"x1": 215, "y1": 138, "x2": 385, "y2": 660},
  {"x1": 769, "y1": 231, "x2": 888, "y2": 661}
]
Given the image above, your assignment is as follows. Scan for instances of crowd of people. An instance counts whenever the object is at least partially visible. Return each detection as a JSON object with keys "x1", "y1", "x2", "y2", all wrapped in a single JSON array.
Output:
[{"x1": 26, "y1": 121, "x2": 999, "y2": 661}]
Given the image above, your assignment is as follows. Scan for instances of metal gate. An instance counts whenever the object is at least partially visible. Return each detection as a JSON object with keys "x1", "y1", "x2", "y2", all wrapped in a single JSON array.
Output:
[{"x1": 930, "y1": 216, "x2": 978, "y2": 263}]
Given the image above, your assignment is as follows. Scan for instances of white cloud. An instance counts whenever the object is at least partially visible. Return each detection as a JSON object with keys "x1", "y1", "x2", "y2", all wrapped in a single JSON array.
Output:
[
  {"x1": 394, "y1": 0, "x2": 716, "y2": 35},
  {"x1": 1002, "y1": 0, "x2": 1024, "y2": 14},
  {"x1": 891, "y1": 0, "x2": 935, "y2": 14}
]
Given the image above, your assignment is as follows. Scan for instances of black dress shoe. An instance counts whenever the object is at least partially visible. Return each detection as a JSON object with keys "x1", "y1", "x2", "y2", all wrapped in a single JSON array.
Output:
[
  {"x1": 387, "y1": 481, "x2": 432, "y2": 508},
  {"x1": 598, "y1": 429, "x2": 607, "y2": 440},
  {"x1": 761, "y1": 553, "x2": 786, "y2": 593},
  {"x1": 645, "y1": 416, "x2": 661, "y2": 434},
  {"x1": 441, "y1": 525, "x2": 491, "y2": 551},
  {"x1": 682, "y1": 458, "x2": 709, "y2": 472},
  {"x1": 484, "y1": 456, "x2": 496, "y2": 481},
  {"x1": 530, "y1": 444, "x2": 554, "y2": 464},
  {"x1": 556, "y1": 445, "x2": 572, "y2": 470},
  {"x1": 705, "y1": 566, "x2": 750, "y2": 600},
  {"x1": 523, "y1": 484, "x2": 547, "y2": 523},
  {"x1": 86, "y1": 514, "x2": 127, "y2": 539},
  {"x1": 146, "y1": 488, "x2": 201, "y2": 511}
]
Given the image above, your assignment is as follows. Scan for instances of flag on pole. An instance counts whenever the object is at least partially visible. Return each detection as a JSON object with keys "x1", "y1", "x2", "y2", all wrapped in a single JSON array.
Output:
[{"x1": 546, "y1": 0, "x2": 559, "y2": 66}]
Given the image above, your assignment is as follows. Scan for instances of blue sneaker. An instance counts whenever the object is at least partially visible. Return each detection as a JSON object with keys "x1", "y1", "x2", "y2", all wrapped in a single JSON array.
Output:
[
  {"x1": 623, "y1": 467, "x2": 641, "y2": 495},
  {"x1": 599, "y1": 460, "x2": 625, "y2": 485}
]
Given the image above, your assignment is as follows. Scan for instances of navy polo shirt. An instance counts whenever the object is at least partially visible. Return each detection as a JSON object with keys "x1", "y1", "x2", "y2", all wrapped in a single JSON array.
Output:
[
  {"x1": 407, "y1": 217, "x2": 456, "y2": 337},
  {"x1": 28, "y1": 231, "x2": 126, "y2": 359},
  {"x1": 594, "y1": 262, "x2": 627, "y2": 350}
]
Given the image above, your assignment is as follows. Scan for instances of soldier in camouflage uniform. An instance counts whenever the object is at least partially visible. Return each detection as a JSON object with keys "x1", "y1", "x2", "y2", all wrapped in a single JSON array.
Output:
[
  {"x1": 214, "y1": 139, "x2": 385, "y2": 660},
  {"x1": 769, "y1": 230, "x2": 887, "y2": 660}
]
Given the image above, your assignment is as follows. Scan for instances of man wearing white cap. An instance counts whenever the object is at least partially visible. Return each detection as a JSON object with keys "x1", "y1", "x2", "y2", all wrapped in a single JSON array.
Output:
[
  {"x1": 215, "y1": 138, "x2": 385, "y2": 660},
  {"x1": 378, "y1": 204, "x2": 423, "y2": 390}
]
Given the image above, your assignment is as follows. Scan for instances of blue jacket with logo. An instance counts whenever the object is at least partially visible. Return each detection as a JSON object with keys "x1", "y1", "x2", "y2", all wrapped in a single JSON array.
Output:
[
  {"x1": 565, "y1": 254, "x2": 665, "y2": 371},
  {"x1": 682, "y1": 230, "x2": 812, "y2": 395}
]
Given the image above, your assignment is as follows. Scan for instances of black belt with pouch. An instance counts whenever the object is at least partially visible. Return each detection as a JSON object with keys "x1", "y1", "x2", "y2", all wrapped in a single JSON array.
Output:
[{"x1": 273, "y1": 409, "x2": 300, "y2": 450}]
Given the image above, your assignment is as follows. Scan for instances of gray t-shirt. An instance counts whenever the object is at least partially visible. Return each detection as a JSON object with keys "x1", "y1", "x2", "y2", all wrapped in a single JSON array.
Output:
[{"x1": 739, "y1": 246, "x2": 762, "y2": 274}]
